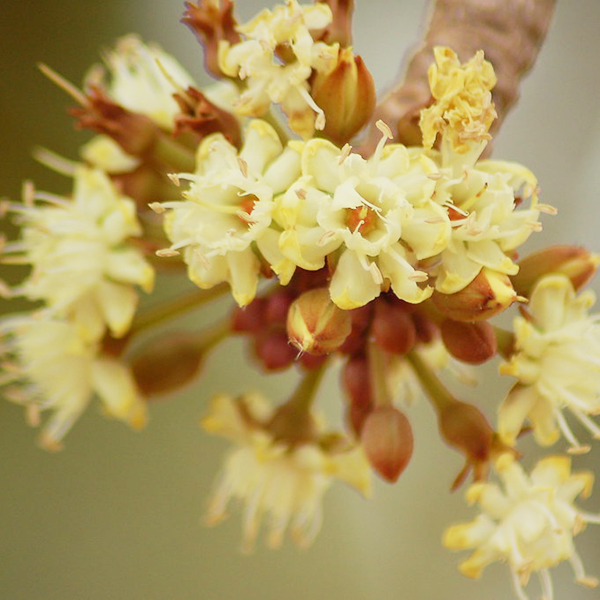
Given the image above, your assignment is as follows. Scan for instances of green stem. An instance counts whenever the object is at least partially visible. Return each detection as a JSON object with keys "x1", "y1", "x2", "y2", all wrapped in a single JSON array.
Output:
[
  {"x1": 194, "y1": 318, "x2": 231, "y2": 355},
  {"x1": 406, "y1": 350, "x2": 456, "y2": 412},
  {"x1": 152, "y1": 134, "x2": 196, "y2": 172},
  {"x1": 287, "y1": 360, "x2": 328, "y2": 412},
  {"x1": 131, "y1": 284, "x2": 229, "y2": 334}
]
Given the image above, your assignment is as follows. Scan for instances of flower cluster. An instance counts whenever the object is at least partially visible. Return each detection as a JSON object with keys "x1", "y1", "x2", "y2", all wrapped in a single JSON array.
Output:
[{"x1": 4, "y1": 2, "x2": 600, "y2": 599}]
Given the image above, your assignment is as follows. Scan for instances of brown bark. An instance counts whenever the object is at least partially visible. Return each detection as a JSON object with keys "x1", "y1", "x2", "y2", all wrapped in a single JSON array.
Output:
[{"x1": 368, "y1": 0, "x2": 557, "y2": 149}]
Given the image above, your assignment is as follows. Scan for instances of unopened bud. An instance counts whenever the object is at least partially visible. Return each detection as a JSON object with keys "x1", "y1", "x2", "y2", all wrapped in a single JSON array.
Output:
[
  {"x1": 131, "y1": 333, "x2": 204, "y2": 397},
  {"x1": 311, "y1": 48, "x2": 376, "y2": 146},
  {"x1": 317, "y1": 0, "x2": 354, "y2": 46},
  {"x1": 372, "y1": 300, "x2": 416, "y2": 355},
  {"x1": 438, "y1": 400, "x2": 494, "y2": 488},
  {"x1": 231, "y1": 298, "x2": 267, "y2": 333},
  {"x1": 440, "y1": 319, "x2": 497, "y2": 364},
  {"x1": 361, "y1": 406, "x2": 413, "y2": 482},
  {"x1": 512, "y1": 245, "x2": 600, "y2": 297},
  {"x1": 287, "y1": 288, "x2": 352, "y2": 355},
  {"x1": 254, "y1": 331, "x2": 296, "y2": 371},
  {"x1": 432, "y1": 268, "x2": 517, "y2": 321}
]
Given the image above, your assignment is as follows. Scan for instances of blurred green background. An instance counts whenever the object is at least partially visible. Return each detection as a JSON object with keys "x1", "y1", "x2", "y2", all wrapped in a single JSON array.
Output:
[{"x1": 2, "y1": 1, "x2": 600, "y2": 599}]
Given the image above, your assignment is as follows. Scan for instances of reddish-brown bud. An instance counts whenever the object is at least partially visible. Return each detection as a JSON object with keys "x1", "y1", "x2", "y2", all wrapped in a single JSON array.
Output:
[
  {"x1": 231, "y1": 298, "x2": 267, "y2": 333},
  {"x1": 338, "y1": 304, "x2": 373, "y2": 354},
  {"x1": 287, "y1": 288, "x2": 352, "y2": 355},
  {"x1": 130, "y1": 333, "x2": 204, "y2": 397},
  {"x1": 440, "y1": 319, "x2": 497, "y2": 365},
  {"x1": 173, "y1": 86, "x2": 241, "y2": 147},
  {"x1": 438, "y1": 401, "x2": 494, "y2": 489},
  {"x1": 411, "y1": 310, "x2": 439, "y2": 344},
  {"x1": 254, "y1": 331, "x2": 296, "y2": 371},
  {"x1": 512, "y1": 245, "x2": 600, "y2": 297},
  {"x1": 372, "y1": 300, "x2": 416, "y2": 355},
  {"x1": 311, "y1": 48, "x2": 376, "y2": 146},
  {"x1": 266, "y1": 290, "x2": 295, "y2": 325},
  {"x1": 361, "y1": 406, "x2": 413, "y2": 482},
  {"x1": 432, "y1": 268, "x2": 517, "y2": 321},
  {"x1": 182, "y1": 0, "x2": 240, "y2": 78}
]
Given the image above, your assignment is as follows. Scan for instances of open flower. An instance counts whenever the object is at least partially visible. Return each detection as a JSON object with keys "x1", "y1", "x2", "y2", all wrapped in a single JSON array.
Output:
[
  {"x1": 277, "y1": 128, "x2": 450, "y2": 309},
  {"x1": 433, "y1": 159, "x2": 542, "y2": 294},
  {"x1": 499, "y1": 274, "x2": 600, "y2": 451},
  {"x1": 0, "y1": 312, "x2": 146, "y2": 451},
  {"x1": 2, "y1": 166, "x2": 154, "y2": 340},
  {"x1": 87, "y1": 34, "x2": 196, "y2": 131},
  {"x1": 201, "y1": 391, "x2": 371, "y2": 552},
  {"x1": 160, "y1": 119, "x2": 302, "y2": 305},
  {"x1": 218, "y1": 0, "x2": 339, "y2": 137},
  {"x1": 444, "y1": 454, "x2": 599, "y2": 600}
]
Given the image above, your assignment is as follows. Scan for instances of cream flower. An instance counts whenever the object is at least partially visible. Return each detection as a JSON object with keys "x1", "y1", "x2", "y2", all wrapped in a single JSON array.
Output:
[
  {"x1": 88, "y1": 34, "x2": 195, "y2": 130},
  {"x1": 420, "y1": 46, "x2": 497, "y2": 162},
  {"x1": 201, "y1": 392, "x2": 371, "y2": 552},
  {"x1": 432, "y1": 158, "x2": 542, "y2": 294},
  {"x1": 282, "y1": 131, "x2": 450, "y2": 309},
  {"x1": 444, "y1": 454, "x2": 599, "y2": 600},
  {"x1": 3, "y1": 167, "x2": 154, "y2": 340},
  {"x1": 0, "y1": 312, "x2": 146, "y2": 451},
  {"x1": 499, "y1": 275, "x2": 600, "y2": 451},
  {"x1": 160, "y1": 120, "x2": 302, "y2": 305},
  {"x1": 218, "y1": 0, "x2": 339, "y2": 137}
]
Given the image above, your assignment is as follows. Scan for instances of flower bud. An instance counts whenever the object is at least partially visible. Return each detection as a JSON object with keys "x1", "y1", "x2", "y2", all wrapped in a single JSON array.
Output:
[
  {"x1": 440, "y1": 319, "x2": 497, "y2": 364},
  {"x1": 372, "y1": 300, "x2": 416, "y2": 355},
  {"x1": 231, "y1": 298, "x2": 267, "y2": 333},
  {"x1": 287, "y1": 288, "x2": 352, "y2": 355},
  {"x1": 432, "y1": 268, "x2": 517, "y2": 321},
  {"x1": 438, "y1": 400, "x2": 494, "y2": 489},
  {"x1": 512, "y1": 245, "x2": 600, "y2": 297},
  {"x1": 130, "y1": 332, "x2": 204, "y2": 397},
  {"x1": 341, "y1": 354, "x2": 374, "y2": 435},
  {"x1": 361, "y1": 406, "x2": 413, "y2": 482},
  {"x1": 311, "y1": 48, "x2": 376, "y2": 146},
  {"x1": 254, "y1": 331, "x2": 296, "y2": 371}
]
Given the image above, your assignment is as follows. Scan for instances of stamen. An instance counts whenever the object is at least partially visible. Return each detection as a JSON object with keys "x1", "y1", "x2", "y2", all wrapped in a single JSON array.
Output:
[
  {"x1": 295, "y1": 188, "x2": 307, "y2": 200},
  {"x1": 510, "y1": 567, "x2": 531, "y2": 600},
  {"x1": 156, "y1": 248, "x2": 180, "y2": 257},
  {"x1": 32, "y1": 147, "x2": 78, "y2": 176},
  {"x1": 237, "y1": 157, "x2": 249, "y2": 178},
  {"x1": 168, "y1": 173, "x2": 181, "y2": 186},
  {"x1": 22, "y1": 181, "x2": 35, "y2": 207},
  {"x1": 408, "y1": 270, "x2": 429, "y2": 282},
  {"x1": 537, "y1": 203, "x2": 558, "y2": 215},
  {"x1": 338, "y1": 143, "x2": 352, "y2": 165},
  {"x1": 554, "y1": 408, "x2": 590, "y2": 454},
  {"x1": 148, "y1": 202, "x2": 166, "y2": 214},
  {"x1": 538, "y1": 569, "x2": 554, "y2": 600},
  {"x1": 37, "y1": 63, "x2": 89, "y2": 106},
  {"x1": 369, "y1": 262, "x2": 383, "y2": 284},
  {"x1": 317, "y1": 230, "x2": 336, "y2": 247}
]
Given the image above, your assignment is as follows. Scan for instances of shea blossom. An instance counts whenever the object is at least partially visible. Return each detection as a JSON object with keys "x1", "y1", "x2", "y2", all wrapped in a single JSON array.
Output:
[
  {"x1": 444, "y1": 454, "x2": 599, "y2": 600},
  {"x1": 433, "y1": 159, "x2": 542, "y2": 294},
  {"x1": 2, "y1": 167, "x2": 154, "y2": 340},
  {"x1": 201, "y1": 391, "x2": 371, "y2": 552},
  {"x1": 420, "y1": 46, "x2": 497, "y2": 167},
  {"x1": 87, "y1": 34, "x2": 196, "y2": 131},
  {"x1": 285, "y1": 128, "x2": 450, "y2": 309},
  {"x1": 499, "y1": 275, "x2": 600, "y2": 451},
  {"x1": 0, "y1": 312, "x2": 145, "y2": 451},
  {"x1": 218, "y1": 0, "x2": 339, "y2": 137},
  {"x1": 159, "y1": 119, "x2": 302, "y2": 305}
]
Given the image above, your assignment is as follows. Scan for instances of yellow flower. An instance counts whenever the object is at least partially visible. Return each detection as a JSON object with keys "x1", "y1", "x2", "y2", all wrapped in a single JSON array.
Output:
[
  {"x1": 433, "y1": 159, "x2": 542, "y2": 294},
  {"x1": 277, "y1": 130, "x2": 450, "y2": 309},
  {"x1": 218, "y1": 0, "x2": 339, "y2": 137},
  {"x1": 88, "y1": 34, "x2": 196, "y2": 130},
  {"x1": 420, "y1": 46, "x2": 497, "y2": 159},
  {"x1": 444, "y1": 454, "x2": 599, "y2": 600},
  {"x1": 3, "y1": 166, "x2": 154, "y2": 340},
  {"x1": 201, "y1": 392, "x2": 371, "y2": 552},
  {"x1": 0, "y1": 312, "x2": 146, "y2": 451},
  {"x1": 499, "y1": 275, "x2": 600, "y2": 451},
  {"x1": 160, "y1": 120, "x2": 302, "y2": 306}
]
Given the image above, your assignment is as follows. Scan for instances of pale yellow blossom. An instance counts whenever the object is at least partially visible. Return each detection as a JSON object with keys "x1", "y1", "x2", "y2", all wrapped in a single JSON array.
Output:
[{"x1": 201, "y1": 392, "x2": 371, "y2": 552}]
